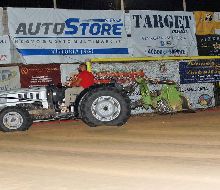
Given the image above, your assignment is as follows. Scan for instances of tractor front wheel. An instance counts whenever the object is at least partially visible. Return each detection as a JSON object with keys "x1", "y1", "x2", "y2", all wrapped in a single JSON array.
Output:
[{"x1": 0, "y1": 107, "x2": 33, "y2": 132}]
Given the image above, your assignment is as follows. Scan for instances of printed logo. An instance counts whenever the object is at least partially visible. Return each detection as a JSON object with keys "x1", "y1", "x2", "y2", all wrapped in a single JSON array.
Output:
[
  {"x1": 0, "y1": 70, "x2": 17, "y2": 82},
  {"x1": 198, "y1": 94, "x2": 212, "y2": 106},
  {"x1": 20, "y1": 67, "x2": 29, "y2": 75},
  {"x1": 132, "y1": 14, "x2": 192, "y2": 33},
  {"x1": 15, "y1": 18, "x2": 123, "y2": 37}
]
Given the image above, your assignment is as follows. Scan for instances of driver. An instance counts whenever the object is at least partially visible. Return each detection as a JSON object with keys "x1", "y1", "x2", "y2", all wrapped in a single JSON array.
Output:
[{"x1": 65, "y1": 63, "x2": 95, "y2": 108}]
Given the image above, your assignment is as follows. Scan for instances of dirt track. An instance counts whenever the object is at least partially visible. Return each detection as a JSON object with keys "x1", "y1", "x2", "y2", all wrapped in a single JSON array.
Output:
[{"x1": 0, "y1": 110, "x2": 220, "y2": 190}]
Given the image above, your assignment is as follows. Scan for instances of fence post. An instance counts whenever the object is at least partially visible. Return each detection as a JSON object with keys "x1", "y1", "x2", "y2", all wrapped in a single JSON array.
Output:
[
  {"x1": 53, "y1": 0, "x2": 57, "y2": 8},
  {"x1": 183, "y1": 0, "x2": 186, "y2": 11}
]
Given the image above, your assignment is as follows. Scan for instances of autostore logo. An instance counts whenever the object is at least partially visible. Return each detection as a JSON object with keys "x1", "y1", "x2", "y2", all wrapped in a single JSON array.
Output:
[{"x1": 15, "y1": 18, "x2": 123, "y2": 37}]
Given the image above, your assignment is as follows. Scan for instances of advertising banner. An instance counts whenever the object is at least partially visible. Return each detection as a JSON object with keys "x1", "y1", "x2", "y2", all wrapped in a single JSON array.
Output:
[
  {"x1": 60, "y1": 64, "x2": 79, "y2": 84},
  {"x1": 179, "y1": 59, "x2": 220, "y2": 84},
  {"x1": 92, "y1": 61, "x2": 180, "y2": 82},
  {"x1": 0, "y1": 7, "x2": 3, "y2": 36},
  {"x1": 196, "y1": 35, "x2": 220, "y2": 56},
  {"x1": 0, "y1": 66, "x2": 20, "y2": 92},
  {"x1": 180, "y1": 83, "x2": 215, "y2": 108},
  {"x1": 19, "y1": 64, "x2": 61, "y2": 87},
  {"x1": 92, "y1": 61, "x2": 180, "y2": 113},
  {"x1": 128, "y1": 10, "x2": 198, "y2": 57},
  {"x1": 214, "y1": 12, "x2": 220, "y2": 35},
  {"x1": 194, "y1": 11, "x2": 220, "y2": 35},
  {"x1": 8, "y1": 8, "x2": 129, "y2": 64},
  {"x1": 195, "y1": 12, "x2": 220, "y2": 56},
  {"x1": 0, "y1": 36, "x2": 11, "y2": 64}
]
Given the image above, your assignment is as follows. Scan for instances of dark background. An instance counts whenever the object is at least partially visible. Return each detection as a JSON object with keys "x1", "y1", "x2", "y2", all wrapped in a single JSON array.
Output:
[{"x1": 1, "y1": 0, "x2": 220, "y2": 11}]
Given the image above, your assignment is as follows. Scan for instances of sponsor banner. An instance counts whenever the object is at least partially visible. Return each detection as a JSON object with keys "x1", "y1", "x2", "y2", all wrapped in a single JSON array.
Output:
[
  {"x1": 0, "y1": 66, "x2": 21, "y2": 91},
  {"x1": 92, "y1": 61, "x2": 180, "y2": 113},
  {"x1": 179, "y1": 59, "x2": 220, "y2": 84},
  {"x1": 0, "y1": 36, "x2": 11, "y2": 64},
  {"x1": 8, "y1": 8, "x2": 129, "y2": 64},
  {"x1": 180, "y1": 83, "x2": 215, "y2": 108},
  {"x1": 194, "y1": 11, "x2": 220, "y2": 35},
  {"x1": 60, "y1": 64, "x2": 79, "y2": 84},
  {"x1": 214, "y1": 12, "x2": 220, "y2": 34},
  {"x1": 19, "y1": 64, "x2": 61, "y2": 88},
  {"x1": 92, "y1": 61, "x2": 215, "y2": 110},
  {"x1": 92, "y1": 61, "x2": 180, "y2": 81},
  {"x1": 196, "y1": 35, "x2": 220, "y2": 56},
  {"x1": 129, "y1": 10, "x2": 198, "y2": 57},
  {"x1": 0, "y1": 7, "x2": 3, "y2": 35},
  {"x1": 60, "y1": 62, "x2": 216, "y2": 111}
]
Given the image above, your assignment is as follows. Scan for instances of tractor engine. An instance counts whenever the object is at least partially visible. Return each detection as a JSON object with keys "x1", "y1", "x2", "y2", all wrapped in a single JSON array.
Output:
[{"x1": 46, "y1": 85, "x2": 67, "y2": 112}]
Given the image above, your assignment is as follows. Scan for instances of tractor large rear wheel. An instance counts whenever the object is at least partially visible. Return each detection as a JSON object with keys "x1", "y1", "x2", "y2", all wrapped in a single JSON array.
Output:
[{"x1": 80, "y1": 87, "x2": 131, "y2": 127}]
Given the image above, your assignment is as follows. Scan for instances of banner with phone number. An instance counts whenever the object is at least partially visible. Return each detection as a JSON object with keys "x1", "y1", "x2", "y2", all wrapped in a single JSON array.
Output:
[
  {"x1": 128, "y1": 10, "x2": 198, "y2": 57},
  {"x1": 8, "y1": 8, "x2": 129, "y2": 64}
]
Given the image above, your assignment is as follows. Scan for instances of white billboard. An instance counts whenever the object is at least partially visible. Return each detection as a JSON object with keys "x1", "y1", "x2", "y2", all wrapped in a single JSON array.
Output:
[
  {"x1": 8, "y1": 8, "x2": 129, "y2": 64},
  {"x1": 0, "y1": 35, "x2": 11, "y2": 64},
  {"x1": 128, "y1": 10, "x2": 198, "y2": 56},
  {"x1": 0, "y1": 66, "x2": 20, "y2": 91},
  {"x1": 0, "y1": 7, "x2": 3, "y2": 35}
]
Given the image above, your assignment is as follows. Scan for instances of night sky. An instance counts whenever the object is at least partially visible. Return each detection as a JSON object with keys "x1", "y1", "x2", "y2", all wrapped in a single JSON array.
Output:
[{"x1": 1, "y1": 0, "x2": 220, "y2": 11}]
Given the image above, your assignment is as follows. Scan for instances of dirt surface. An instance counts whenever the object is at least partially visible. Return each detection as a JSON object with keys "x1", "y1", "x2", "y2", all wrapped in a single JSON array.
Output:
[{"x1": 0, "y1": 110, "x2": 220, "y2": 190}]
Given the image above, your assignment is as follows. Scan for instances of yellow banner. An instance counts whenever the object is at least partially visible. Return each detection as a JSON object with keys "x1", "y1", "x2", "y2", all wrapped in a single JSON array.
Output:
[{"x1": 194, "y1": 11, "x2": 220, "y2": 35}]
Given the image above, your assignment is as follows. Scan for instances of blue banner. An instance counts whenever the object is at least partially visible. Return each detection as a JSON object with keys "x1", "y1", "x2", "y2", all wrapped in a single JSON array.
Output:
[
  {"x1": 179, "y1": 60, "x2": 220, "y2": 84},
  {"x1": 18, "y1": 48, "x2": 129, "y2": 56},
  {"x1": 8, "y1": 8, "x2": 129, "y2": 64}
]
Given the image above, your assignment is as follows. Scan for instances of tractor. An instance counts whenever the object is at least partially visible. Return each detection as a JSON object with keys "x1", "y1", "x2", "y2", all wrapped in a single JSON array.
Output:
[{"x1": 0, "y1": 83, "x2": 131, "y2": 132}]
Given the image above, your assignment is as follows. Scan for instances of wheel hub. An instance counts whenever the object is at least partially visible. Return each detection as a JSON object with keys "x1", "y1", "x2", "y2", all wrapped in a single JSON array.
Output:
[
  {"x1": 3, "y1": 112, "x2": 23, "y2": 130},
  {"x1": 91, "y1": 96, "x2": 121, "y2": 122}
]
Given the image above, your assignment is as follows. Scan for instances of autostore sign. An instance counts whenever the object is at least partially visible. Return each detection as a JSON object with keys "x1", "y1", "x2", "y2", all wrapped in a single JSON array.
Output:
[
  {"x1": 15, "y1": 18, "x2": 123, "y2": 37},
  {"x1": 7, "y1": 8, "x2": 129, "y2": 64}
]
